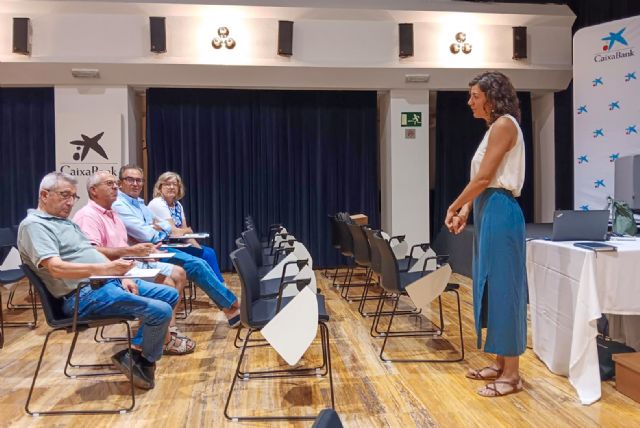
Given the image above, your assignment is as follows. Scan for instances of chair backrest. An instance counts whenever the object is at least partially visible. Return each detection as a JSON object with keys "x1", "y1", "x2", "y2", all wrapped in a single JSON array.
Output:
[
  {"x1": 363, "y1": 227, "x2": 381, "y2": 275},
  {"x1": 229, "y1": 247, "x2": 262, "y2": 327},
  {"x1": 0, "y1": 226, "x2": 17, "y2": 265},
  {"x1": 335, "y1": 218, "x2": 354, "y2": 256},
  {"x1": 347, "y1": 223, "x2": 371, "y2": 267},
  {"x1": 328, "y1": 215, "x2": 341, "y2": 249},
  {"x1": 241, "y1": 228, "x2": 265, "y2": 268},
  {"x1": 370, "y1": 231, "x2": 402, "y2": 293},
  {"x1": 20, "y1": 263, "x2": 68, "y2": 327}
]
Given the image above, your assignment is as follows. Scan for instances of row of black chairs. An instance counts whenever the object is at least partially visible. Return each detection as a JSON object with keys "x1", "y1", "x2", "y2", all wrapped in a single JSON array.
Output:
[
  {"x1": 328, "y1": 213, "x2": 465, "y2": 363},
  {"x1": 223, "y1": 215, "x2": 335, "y2": 422}
]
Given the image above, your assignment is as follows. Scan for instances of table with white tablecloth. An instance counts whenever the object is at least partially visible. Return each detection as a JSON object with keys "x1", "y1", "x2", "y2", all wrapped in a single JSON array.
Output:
[{"x1": 526, "y1": 239, "x2": 640, "y2": 404}]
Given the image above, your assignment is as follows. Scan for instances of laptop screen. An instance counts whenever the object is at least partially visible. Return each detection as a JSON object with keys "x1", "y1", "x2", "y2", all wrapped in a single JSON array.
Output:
[{"x1": 551, "y1": 210, "x2": 609, "y2": 241}]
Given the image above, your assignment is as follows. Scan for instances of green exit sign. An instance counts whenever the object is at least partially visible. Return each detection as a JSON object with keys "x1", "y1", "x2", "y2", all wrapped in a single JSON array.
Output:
[{"x1": 401, "y1": 112, "x2": 422, "y2": 127}]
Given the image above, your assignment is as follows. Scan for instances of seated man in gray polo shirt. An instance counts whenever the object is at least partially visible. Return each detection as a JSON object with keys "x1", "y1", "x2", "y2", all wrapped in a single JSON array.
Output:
[{"x1": 18, "y1": 172, "x2": 179, "y2": 390}]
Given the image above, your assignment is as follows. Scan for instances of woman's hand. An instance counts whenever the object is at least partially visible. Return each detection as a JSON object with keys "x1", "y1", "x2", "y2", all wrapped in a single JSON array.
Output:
[{"x1": 445, "y1": 207, "x2": 468, "y2": 235}]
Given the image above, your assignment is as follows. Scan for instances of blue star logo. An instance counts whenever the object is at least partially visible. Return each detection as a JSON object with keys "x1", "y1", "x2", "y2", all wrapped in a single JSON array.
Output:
[
  {"x1": 625, "y1": 72, "x2": 637, "y2": 81},
  {"x1": 578, "y1": 155, "x2": 589, "y2": 164},
  {"x1": 609, "y1": 101, "x2": 620, "y2": 110},
  {"x1": 580, "y1": 205, "x2": 590, "y2": 211},
  {"x1": 593, "y1": 128, "x2": 604, "y2": 138},
  {"x1": 610, "y1": 153, "x2": 620, "y2": 162},
  {"x1": 593, "y1": 77, "x2": 604, "y2": 86},
  {"x1": 602, "y1": 28, "x2": 628, "y2": 51},
  {"x1": 577, "y1": 105, "x2": 588, "y2": 114},
  {"x1": 594, "y1": 179, "x2": 606, "y2": 188},
  {"x1": 626, "y1": 125, "x2": 638, "y2": 135}
]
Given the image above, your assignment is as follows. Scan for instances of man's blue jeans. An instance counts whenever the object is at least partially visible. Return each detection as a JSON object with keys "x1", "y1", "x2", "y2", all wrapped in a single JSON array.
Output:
[
  {"x1": 180, "y1": 244, "x2": 225, "y2": 284},
  {"x1": 63, "y1": 280, "x2": 178, "y2": 363},
  {"x1": 167, "y1": 249, "x2": 237, "y2": 309}
]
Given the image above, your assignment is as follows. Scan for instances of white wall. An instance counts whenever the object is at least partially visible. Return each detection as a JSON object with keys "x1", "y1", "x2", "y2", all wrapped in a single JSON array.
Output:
[
  {"x1": 380, "y1": 89, "x2": 430, "y2": 248},
  {"x1": 532, "y1": 92, "x2": 555, "y2": 222}
]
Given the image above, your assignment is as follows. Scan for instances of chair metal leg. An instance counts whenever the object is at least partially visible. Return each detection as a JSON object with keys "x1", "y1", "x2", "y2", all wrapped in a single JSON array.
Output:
[
  {"x1": 0, "y1": 294, "x2": 4, "y2": 349},
  {"x1": 93, "y1": 325, "x2": 128, "y2": 343},
  {"x1": 233, "y1": 325, "x2": 269, "y2": 349},
  {"x1": 379, "y1": 291, "x2": 464, "y2": 363},
  {"x1": 26, "y1": 322, "x2": 136, "y2": 416},
  {"x1": 2, "y1": 283, "x2": 38, "y2": 329}
]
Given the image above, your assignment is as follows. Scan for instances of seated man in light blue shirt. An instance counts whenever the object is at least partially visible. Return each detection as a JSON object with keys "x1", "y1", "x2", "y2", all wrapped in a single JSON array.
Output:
[
  {"x1": 18, "y1": 172, "x2": 179, "y2": 389},
  {"x1": 112, "y1": 165, "x2": 240, "y2": 327}
]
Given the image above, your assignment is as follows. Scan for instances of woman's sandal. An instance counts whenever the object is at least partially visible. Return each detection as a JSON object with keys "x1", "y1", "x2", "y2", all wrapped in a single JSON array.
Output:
[
  {"x1": 477, "y1": 378, "x2": 523, "y2": 397},
  {"x1": 465, "y1": 366, "x2": 503, "y2": 380},
  {"x1": 163, "y1": 335, "x2": 196, "y2": 355}
]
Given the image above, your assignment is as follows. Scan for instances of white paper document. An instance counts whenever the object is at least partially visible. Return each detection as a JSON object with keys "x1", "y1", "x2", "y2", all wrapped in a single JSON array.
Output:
[
  {"x1": 89, "y1": 267, "x2": 161, "y2": 280},
  {"x1": 181, "y1": 233, "x2": 210, "y2": 239},
  {"x1": 261, "y1": 286, "x2": 319, "y2": 366},
  {"x1": 123, "y1": 253, "x2": 175, "y2": 260},
  {"x1": 160, "y1": 243, "x2": 192, "y2": 248}
]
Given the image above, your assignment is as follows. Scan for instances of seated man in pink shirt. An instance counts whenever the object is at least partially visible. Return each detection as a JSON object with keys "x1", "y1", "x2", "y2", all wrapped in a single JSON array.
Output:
[{"x1": 73, "y1": 170, "x2": 195, "y2": 355}]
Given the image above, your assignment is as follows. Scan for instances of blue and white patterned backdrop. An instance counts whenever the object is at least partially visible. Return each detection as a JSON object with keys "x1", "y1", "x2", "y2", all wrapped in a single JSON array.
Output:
[{"x1": 574, "y1": 16, "x2": 640, "y2": 211}]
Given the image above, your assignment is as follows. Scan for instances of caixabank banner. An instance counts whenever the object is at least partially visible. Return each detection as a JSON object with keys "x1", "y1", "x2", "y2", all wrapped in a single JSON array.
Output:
[{"x1": 573, "y1": 15, "x2": 639, "y2": 210}]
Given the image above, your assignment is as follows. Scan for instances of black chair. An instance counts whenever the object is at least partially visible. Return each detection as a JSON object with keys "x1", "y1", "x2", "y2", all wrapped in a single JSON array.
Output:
[
  {"x1": 241, "y1": 228, "x2": 295, "y2": 277},
  {"x1": 21, "y1": 264, "x2": 136, "y2": 416},
  {"x1": 369, "y1": 232, "x2": 464, "y2": 363},
  {"x1": 333, "y1": 216, "x2": 369, "y2": 295},
  {"x1": 0, "y1": 226, "x2": 38, "y2": 343},
  {"x1": 224, "y1": 247, "x2": 334, "y2": 422},
  {"x1": 312, "y1": 408, "x2": 344, "y2": 428},
  {"x1": 244, "y1": 215, "x2": 283, "y2": 251}
]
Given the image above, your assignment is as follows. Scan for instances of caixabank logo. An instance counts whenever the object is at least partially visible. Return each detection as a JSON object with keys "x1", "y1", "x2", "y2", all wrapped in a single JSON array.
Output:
[
  {"x1": 594, "y1": 27, "x2": 634, "y2": 63},
  {"x1": 59, "y1": 131, "x2": 117, "y2": 176}
]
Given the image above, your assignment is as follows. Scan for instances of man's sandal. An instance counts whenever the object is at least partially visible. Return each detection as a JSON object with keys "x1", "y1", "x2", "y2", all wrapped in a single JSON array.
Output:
[
  {"x1": 163, "y1": 335, "x2": 196, "y2": 355},
  {"x1": 477, "y1": 378, "x2": 523, "y2": 397},
  {"x1": 465, "y1": 366, "x2": 503, "y2": 380}
]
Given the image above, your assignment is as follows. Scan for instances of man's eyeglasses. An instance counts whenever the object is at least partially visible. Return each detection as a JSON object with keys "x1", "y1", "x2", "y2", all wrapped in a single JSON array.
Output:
[
  {"x1": 50, "y1": 190, "x2": 81, "y2": 201},
  {"x1": 99, "y1": 180, "x2": 118, "y2": 188},
  {"x1": 122, "y1": 177, "x2": 144, "y2": 185}
]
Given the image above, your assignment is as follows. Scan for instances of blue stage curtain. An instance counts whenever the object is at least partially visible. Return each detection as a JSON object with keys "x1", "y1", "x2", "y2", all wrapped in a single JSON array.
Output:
[
  {"x1": 432, "y1": 91, "x2": 534, "y2": 239},
  {"x1": 146, "y1": 89, "x2": 379, "y2": 270},
  {"x1": 0, "y1": 88, "x2": 55, "y2": 228}
]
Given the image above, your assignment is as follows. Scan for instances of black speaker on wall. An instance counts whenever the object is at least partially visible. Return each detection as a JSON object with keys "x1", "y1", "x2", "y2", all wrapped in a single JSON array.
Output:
[
  {"x1": 13, "y1": 17, "x2": 31, "y2": 55},
  {"x1": 278, "y1": 20, "x2": 293, "y2": 56},
  {"x1": 399, "y1": 23, "x2": 413, "y2": 58},
  {"x1": 513, "y1": 26, "x2": 527, "y2": 60},
  {"x1": 150, "y1": 17, "x2": 166, "y2": 53}
]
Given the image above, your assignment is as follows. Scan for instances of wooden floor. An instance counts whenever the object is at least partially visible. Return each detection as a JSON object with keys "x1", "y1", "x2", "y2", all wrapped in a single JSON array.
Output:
[{"x1": 1, "y1": 271, "x2": 640, "y2": 427}]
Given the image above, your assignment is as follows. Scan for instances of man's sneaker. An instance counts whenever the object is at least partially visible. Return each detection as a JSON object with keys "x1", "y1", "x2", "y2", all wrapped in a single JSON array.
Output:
[{"x1": 111, "y1": 349, "x2": 155, "y2": 389}]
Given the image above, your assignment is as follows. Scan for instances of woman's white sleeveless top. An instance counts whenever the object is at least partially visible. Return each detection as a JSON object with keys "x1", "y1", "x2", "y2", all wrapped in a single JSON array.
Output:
[{"x1": 470, "y1": 114, "x2": 525, "y2": 197}]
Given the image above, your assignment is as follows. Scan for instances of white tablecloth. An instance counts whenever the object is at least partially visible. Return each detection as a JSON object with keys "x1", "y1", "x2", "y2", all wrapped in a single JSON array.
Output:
[{"x1": 526, "y1": 239, "x2": 640, "y2": 404}]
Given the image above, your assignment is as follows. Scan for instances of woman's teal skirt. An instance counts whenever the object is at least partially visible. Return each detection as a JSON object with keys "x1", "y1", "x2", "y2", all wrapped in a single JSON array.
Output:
[{"x1": 472, "y1": 188, "x2": 527, "y2": 356}]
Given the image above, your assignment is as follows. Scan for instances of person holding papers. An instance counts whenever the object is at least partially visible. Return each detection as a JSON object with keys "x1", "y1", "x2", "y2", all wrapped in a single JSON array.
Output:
[
  {"x1": 445, "y1": 71, "x2": 527, "y2": 397},
  {"x1": 73, "y1": 170, "x2": 195, "y2": 355},
  {"x1": 148, "y1": 171, "x2": 224, "y2": 283},
  {"x1": 112, "y1": 165, "x2": 240, "y2": 328},
  {"x1": 18, "y1": 172, "x2": 179, "y2": 389}
]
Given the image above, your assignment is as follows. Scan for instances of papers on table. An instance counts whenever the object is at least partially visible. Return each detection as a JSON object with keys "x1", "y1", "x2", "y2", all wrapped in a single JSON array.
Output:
[
  {"x1": 160, "y1": 243, "x2": 192, "y2": 248},
  {"x1": 122, "y1": 253, "x2": 175, "y2": 261},
  {"x1": 181, "y1": 233, "x2": 209, "y2": 239},
  {"x1": 89, "y1": 267, "x2": 160, "y2": 281}
]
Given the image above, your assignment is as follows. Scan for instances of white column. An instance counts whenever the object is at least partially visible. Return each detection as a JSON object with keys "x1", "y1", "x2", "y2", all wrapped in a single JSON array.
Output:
[
  {"x1": 380, "y1": 89, "x2": 430, "y2": 249},
  {"x1": 532, "y1": 92, "x2": 556, "y2": 223}
]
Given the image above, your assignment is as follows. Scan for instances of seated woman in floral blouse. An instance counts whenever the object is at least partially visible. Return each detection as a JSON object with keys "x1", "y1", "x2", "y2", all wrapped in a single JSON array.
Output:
[{"x1": 148, "y1": 172, "x2": 225, "y2": 284}]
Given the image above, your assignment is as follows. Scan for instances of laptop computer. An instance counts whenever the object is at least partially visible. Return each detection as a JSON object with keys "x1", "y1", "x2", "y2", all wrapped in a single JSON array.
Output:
[{"x1": 550, "y1": 210, "x2": 609, "y2": 241}]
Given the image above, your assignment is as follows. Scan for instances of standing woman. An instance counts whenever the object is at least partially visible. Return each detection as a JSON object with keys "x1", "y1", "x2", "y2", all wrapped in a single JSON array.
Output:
[
  {"x1": 445, "y1": 71, "x2": 527, "y2": 397},
  {"x1": 148, "y1": 172, "x2": 226, "y2": 284}
]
